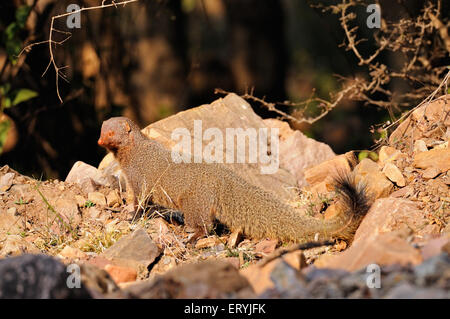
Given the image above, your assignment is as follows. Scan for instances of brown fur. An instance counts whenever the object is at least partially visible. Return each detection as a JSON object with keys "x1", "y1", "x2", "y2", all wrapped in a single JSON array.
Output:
[{"x1": 98, "y1": 117, "x2": 371, "y2": 243}]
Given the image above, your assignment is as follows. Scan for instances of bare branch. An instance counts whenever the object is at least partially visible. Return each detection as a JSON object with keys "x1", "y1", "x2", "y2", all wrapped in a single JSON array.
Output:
[{"x1": 19, "y1": 0, "x2": 140, "y2": 103}]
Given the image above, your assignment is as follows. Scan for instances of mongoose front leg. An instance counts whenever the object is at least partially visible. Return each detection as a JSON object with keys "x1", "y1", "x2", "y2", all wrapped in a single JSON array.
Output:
[{"x1": 180, "y1": 195, "x2": 216, "y2": 243}]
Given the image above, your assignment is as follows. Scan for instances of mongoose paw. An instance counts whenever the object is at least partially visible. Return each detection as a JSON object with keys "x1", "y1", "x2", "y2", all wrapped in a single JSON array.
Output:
[
  {"x1": 121, "y1": 203, "x2": 140, "y2": 221},
  {"x1": 186, "y1": 229, "x2": 207, "y2": 244}
]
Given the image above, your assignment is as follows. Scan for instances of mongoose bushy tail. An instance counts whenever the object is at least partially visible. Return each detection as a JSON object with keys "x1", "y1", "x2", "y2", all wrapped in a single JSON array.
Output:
[{"x1": 98, "y1": 117, "x2": 371, "y2": 243}]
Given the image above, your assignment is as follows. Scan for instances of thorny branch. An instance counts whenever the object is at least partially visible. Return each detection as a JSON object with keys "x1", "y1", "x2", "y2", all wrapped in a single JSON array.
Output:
[{"x1": 19, "y1": 0, "x2": 139, "y2": 103}]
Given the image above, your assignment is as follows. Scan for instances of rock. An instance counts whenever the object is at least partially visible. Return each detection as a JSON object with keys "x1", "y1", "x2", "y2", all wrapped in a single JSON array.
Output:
[
  {"x1": 98, "y1": 93, "x2": 302, "y2": 203},
  {"x1": 54, "y1": 198, "x2": 81, "y2": 226},
  {"x1": 433, "y1": 141, "x2": 448, "y2": 150},
  {"x1": 227, "y1": 231, "x2": 242, "y2": 248},
  {"x1": 58, "y1": 246, "x2": 87, "y2": 260},
  {"x1": 354, "y1": 158, "x2": 393, "y2": 199},
  {"x1": 315, "y1": 233, "x2": 422, "y2": 272},
  {"x1": 0, "y1": 254, "x2": 92, "y2": 298},
  {"x1": 314, "y1": 197, "x2": 431, "y2": 271},
  {"x1": 106, "y1": 190, "x2": 121, "y2": 207},
  {"x1": 85, "y1": 207, "x2": 106, "y2": 221},
  {"x1": 80, "y1": 263, "x2": 120, "y2": 295},
  {"x1": 195, "y1": 237, "x2": 222, "y2": 249},
  {"x1": 413, "y1": 253, "x2": 450, "y2": 287},
  {"x1": 422, "y1": 167, "x2": 441, "y2": 179},
  {"x1": 413, "y1": 140, "x2": 428, "y2": 153},
  {"x1": 304, "y1": 152, "x2": 356, "y2": 186},
  {"x1": 389, "y1": 185, "x2": 414, "y2": 198},
  {"x1": 74, "y1": 195, "x2": 86, "y2": 207},
  {"x1": 420, "y1": 235, "x2": 450, "y2": 261},
  {"x1": 0, "y1": 235, "x2": 40, "y2": 257},
  {"x1": 282, "y1": 250, "x2": 308, "y2": 270},
  {"x1": 0, "y1": 206, "x2": 22, "y2": 237},
  {"x1": 101, "y1": 228, "x2": 161, "y2": 274},
  {"x1": 87, "y1": 192, "x2": 107, "y2": 207},
  {"x1": 378, "y1": 146, "x2": 406, "y2": 163},
  {"x1": 264, "y1": 118, "x2": 336, "y2": 187},
  {"x1": 353, "y1": 198, "x2": 429, "y2": 244},
  {"x1": 354, "y1": 158, "x2": 380, "y2": 175},
  {"x1": 65, "y1": 161, "x2": 118, "y2": 192},
  {"x1": 254, "y1": 239, "x2": 278, "y2": 255},
  {"x1": 104, "y1": 264, "x2": 137, "y2": 284},
  {"x1": 414, "y1": 149, "x2": 450, "y2": 173},
  {"x1": 119, "y1": 260, "x2": 254, "y2": 298},
  {"x1": 269, "y1": 260, "x2": 304, "y2": 293},
  {"x1": 382, "y1": 162, "x2": 406, "y2": 187},
  {"x1": 0, "y1": 172, "x2": 14, "y2": 192},
  {"x1": 384, "y1": 282, "x2": 448, "y2": 298},
  {"x1": 146, "y1": 218, "x2": 180, "y2": 247},
  {"x1": 389, "y1": 95, "x2": 450, "y2": 144},
  {"x1": 240, "y1": 250, "x2": 306, "y2": 295},
  {"x1": 226, "y1": 257, "x2": 240, "y2": 269},
  {"x1": 150, "y1": 255, "x2": 177, "y2": 277}
]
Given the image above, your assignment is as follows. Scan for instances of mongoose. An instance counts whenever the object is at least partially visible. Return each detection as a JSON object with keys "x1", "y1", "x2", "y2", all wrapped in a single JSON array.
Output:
[{"x1": 98, "y1": 117, "x2": 371, "y2": 243}]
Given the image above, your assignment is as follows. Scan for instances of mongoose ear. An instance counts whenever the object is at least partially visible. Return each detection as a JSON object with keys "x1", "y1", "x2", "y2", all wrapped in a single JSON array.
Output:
[{"x1": 124, "y1": 121, "x2": 131, "y2": 133}]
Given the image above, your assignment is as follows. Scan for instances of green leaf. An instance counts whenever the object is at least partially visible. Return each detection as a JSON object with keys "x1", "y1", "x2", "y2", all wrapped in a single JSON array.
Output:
[
  {"x1": 12, "y1": 89, "x2": 38, "y2": 106},
  {"x1": 4, "y1": 22, "x2": 18, "y2": 41},
  {"x1": 2, "y1": 97, "x2": 12, "y2": 109},
  {"x1": 0, "y1": 119, "x2": 11, "y2": 154},
  {"x1": 0, "y1": 84, "x2": 11, "y2": 95},
  {"x1": 358, "y1": 151, "x2": 369, "y2": 161},
  {"x1": 368, "y1": 152, "x2": 379, "y2": 162},
  {"x1": 15, "y1": 6, "x2": 31, "y2": 28}
]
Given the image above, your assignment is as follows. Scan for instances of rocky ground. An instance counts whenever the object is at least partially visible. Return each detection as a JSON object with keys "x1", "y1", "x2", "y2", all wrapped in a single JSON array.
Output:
[{"x1": 0, "y1": 93, "x2": 448, "y2": 298}]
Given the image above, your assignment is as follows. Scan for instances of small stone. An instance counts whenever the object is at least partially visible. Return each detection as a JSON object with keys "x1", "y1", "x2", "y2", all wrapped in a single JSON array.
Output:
[
  {"x1": 226, "y1": 257, "x2": 240, "y2": 269},
  {"x1": 413, "y1": 140, "x2": 428, "y2": 153},
  {"x1": 0, "y1": 235, "x2": 40, "y2": 257},
  {"x1": 282, "y1": 250, "x2": 307, "y2": 270},
  {"x1": 420, "y1": 236, "x2": 450, "y2": 260},
  {"x1": 101, "y1": 228, "x2": 161, "y2": 272},
  {"x1": 354, "y1": 158, "x2": 381, "y2": 175},
  {"x1": 382, "y1": 162, "x2": 406, "y2": 187},
  {"x1": 379, "y1": 146, "x2": 406, "y2": 163},
  {"x1": 254, "y1": 239, "x2": 278, "y2": 255},
  {"x1": 195, "y1": 237, "x2": 221, "y2": 249},
  {"x1": 227, "y1": 231, "x2": 242, "y2": 248},
  {"x1": 433, "y1": 141, "x2": 448, "y2": 150},
  {"x1": 66, "y1": 161, "x2": 117, "y2": 192},
  {"x1": 0, "y1": 172, "x2": 14, "y2": 192},
  {"x1": 75, "y1": 195, "x2": 86, "y2": 207},
  {"x1": 104, "y1": 264, "x2": 137, "y2": 284},
  {"x1": 304, "y1": 153, "x2": 354, "y2": 186},
  {"x1": 7, "y1": 207, "x2": 17, "y2": 215},
  {"x1": 355, "y1": 171, "x2": 393, "y2": 199},
  {"x1": 58, "y1": 246, "x2": 87, "y2": 260},
  {"x1": 88, "y1": 192, "x2": 107, "y2": 207},
  {"x1": 106, "y1": 190, "x2": 121, "y2": 207},
  {"x1": 54, "y1": 198, "x2": 81, "y2": 226},
  {"x1": 422, "y1": 167, "x2": 441, "y2": 179},
  {"x1": 414, "y1": 149, "x2": 450, "y2": 172}
]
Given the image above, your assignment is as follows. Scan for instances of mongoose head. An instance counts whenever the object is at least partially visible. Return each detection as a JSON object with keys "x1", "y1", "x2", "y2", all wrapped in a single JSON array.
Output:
[{"x1": 98, "y1": 117, "x2": 141, "y2": 152}]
